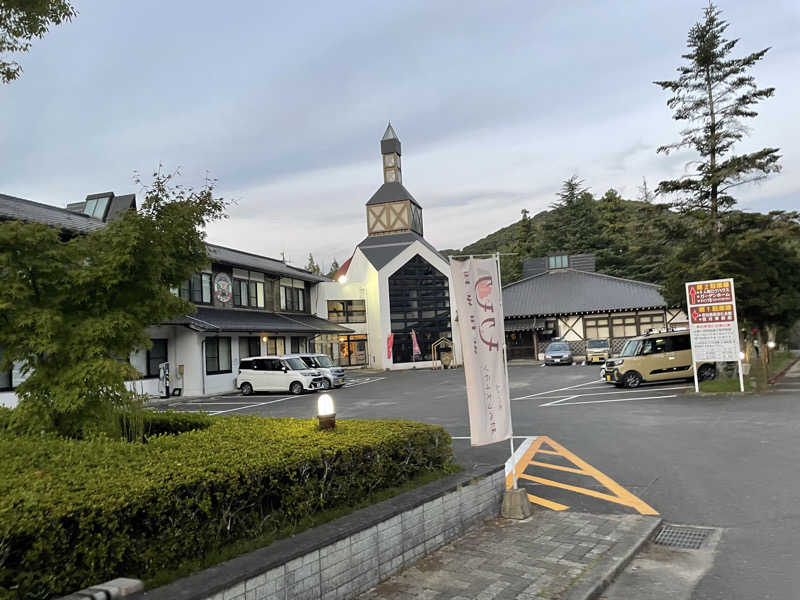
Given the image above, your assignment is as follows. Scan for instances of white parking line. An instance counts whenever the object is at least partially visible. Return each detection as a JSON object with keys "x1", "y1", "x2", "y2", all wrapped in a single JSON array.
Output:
[
  {"x1": 543, "y1": 394, "x2": 679, "y2": 407},
  {"x1": 511, "y1": 379, "x2": 601, "y2": 401},
  {"x1": 539, "y1": 394, "x2": 579, "y2": 407},
  {"x1": 342, "y1": 377, "x2": 386, "y2": 388},
  {"x1": 208, "y1": 396, "x2": 295, "y2": 415},
  {"x1": 536, "y1": 385, "x2": 690, "y2": 404}
]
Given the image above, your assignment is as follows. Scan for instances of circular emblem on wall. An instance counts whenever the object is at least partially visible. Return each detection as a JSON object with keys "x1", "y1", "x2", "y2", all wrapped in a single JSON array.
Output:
[{"x1": 214, "y1": 273, "x2": 233, "y2": 303}]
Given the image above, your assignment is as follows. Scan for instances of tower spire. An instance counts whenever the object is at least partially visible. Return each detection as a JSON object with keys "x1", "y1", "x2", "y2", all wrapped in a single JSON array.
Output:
[{"x1": 380, "y1": 122, "x2": 401, "y2": 183}]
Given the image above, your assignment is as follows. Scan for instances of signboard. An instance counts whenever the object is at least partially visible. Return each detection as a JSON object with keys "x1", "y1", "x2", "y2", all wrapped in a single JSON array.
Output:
[
  {"x1": 214, "y1": 273, "x2": 233, "y2": 303},
  {"x1": 685, "y1": 278, "x2": 741, "y2": 363},
  {"x1": 450, "y1": 257, "x2": 513, "y2": 446}
]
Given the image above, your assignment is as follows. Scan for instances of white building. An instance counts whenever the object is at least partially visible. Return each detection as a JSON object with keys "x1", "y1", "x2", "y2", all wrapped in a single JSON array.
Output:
[{"x1": 315, "y1": 124, "x2": 462, "y2": 370}]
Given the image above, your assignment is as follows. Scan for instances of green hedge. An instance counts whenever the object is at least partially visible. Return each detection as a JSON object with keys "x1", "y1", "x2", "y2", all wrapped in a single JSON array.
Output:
[
  {"x1": 0, "y1": 417, "x2": 453, "y2": 599},
  {"x1": 140, "y1": 409, "x2": 213, "y2": 437}
]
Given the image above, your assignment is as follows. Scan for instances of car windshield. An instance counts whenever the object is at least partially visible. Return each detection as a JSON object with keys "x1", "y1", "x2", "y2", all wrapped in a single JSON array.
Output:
[
  {"x1": 314, "y1": 355, "x2": 334, "y2": 367},
  {"x1": 547, "y1": 343, "x2": 569, "y2": 352},
  {"x1": 587, "y1": 340, "x2": 608, "y2": 349},
  {"x1": 284, "y1": 357, "x2": 308, "y2": 370},
  {"x1": 620, "y1": 340, "x2": 642, "y2": 357},
  {"x1": 300, "y1": 356, "x2": 314, "y2": 368}
]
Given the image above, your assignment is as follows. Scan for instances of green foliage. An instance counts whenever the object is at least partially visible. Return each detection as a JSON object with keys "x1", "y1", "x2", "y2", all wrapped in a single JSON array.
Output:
[
  {"x1": 326, "y1": 257, "x2": 340, "y2": 278},
  {"x1": 654, "y1": 3, "x2": 780, "y2": 241},
  {"x1": 0, "y1": 417, "x2": 454, "y2": 599},
  {"x1": 305, "y1": 253, "x2": 321, "y2": 275},
  {"x1": 0, "y1": 169, "x2": 228, "y2": 438},
  {"x1": 0, "y1": 0, "x2": 77, "y2": 83}
]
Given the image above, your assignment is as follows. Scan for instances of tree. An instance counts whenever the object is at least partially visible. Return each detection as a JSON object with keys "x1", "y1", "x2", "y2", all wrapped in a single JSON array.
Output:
[
  {"x1": 637, "y1": 177, "x2": 654, "y2": 204},
  {"x1": 0, "y1": 169, "x2": 227, "y2": 437},
  {"x1": 1, "y1": 0, "x2": 77, "y2": 83},
  {"x1": 654, "y1": 2, "x2": 781, "y2": 244},
  {"x1": 326, "y1": 258, "x2": 340, "y2": 278},
  {"x1": 540, "y1": 176, "x2": 599, "y2": 256},
  {"x1": 305, "y1": 253, "x2": 321, "y2": 275}
]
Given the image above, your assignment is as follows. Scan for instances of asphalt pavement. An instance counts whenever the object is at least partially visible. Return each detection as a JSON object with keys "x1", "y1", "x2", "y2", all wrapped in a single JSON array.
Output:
[{"x1": 157, "y1": 360, "x2": 800, "y2": 599}]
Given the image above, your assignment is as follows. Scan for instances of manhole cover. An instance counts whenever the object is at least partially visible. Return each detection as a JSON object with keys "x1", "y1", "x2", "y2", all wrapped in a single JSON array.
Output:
[{"x1": 652, "y1": 524, "x2": 711, "y2": 549}]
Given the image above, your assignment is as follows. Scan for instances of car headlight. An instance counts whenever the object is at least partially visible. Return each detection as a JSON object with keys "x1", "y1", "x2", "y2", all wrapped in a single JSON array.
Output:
[{"x1": 545, "y1": 354, "x2": 551, "y2": 359}]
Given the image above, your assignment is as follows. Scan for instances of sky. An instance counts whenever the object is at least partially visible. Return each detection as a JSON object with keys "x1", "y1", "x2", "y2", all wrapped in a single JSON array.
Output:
[{"x1": 2, "y1": 1, "x2": 798, "y2": 272}]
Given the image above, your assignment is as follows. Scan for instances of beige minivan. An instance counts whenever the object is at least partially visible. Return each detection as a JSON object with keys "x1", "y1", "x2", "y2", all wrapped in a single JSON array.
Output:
[{"x1": 601, "y1": 330, "x2": 716, "y2": 388}]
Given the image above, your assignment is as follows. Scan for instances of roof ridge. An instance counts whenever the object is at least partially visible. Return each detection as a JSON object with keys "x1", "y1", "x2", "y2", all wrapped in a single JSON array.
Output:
[
  {"x1": 566, "y1": 268, "x2": 662, "y2": 288},
  {"x1": 0, "y1": 192, "x2": 100, "y2": 221}
]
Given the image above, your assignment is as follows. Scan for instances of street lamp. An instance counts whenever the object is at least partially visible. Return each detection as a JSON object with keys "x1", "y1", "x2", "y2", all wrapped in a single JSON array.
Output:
[{"x1": 317, "y1": 394, "x2": 336, "y2": 430}]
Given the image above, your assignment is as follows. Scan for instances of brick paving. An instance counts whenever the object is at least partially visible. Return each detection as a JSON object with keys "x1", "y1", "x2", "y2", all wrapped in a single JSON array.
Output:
[{"x1": 359, "y1": 511, "x2": 656, "y2": 600}]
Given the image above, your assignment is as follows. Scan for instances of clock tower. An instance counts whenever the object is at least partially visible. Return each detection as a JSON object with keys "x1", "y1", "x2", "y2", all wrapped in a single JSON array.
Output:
[{"x1": 366, "y1": 123, "x2": 423, "y2": 237}]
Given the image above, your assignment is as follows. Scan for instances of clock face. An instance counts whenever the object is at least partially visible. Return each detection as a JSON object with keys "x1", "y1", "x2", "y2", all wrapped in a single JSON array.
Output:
[{"x1": 383, "y1": 154, "x2": 396, "y2": 167}]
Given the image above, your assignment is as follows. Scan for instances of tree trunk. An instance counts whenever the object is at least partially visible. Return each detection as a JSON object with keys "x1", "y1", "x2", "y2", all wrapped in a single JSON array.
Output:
[{"x1": 706, "y1": 67, "x2": 719, "y2": 245}]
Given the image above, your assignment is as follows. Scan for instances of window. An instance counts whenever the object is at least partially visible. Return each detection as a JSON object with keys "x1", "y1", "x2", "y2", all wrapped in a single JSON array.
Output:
[
  {"x1": 182, "y1": 273, "x2": 212, "y2": 304},
  {"x1": 671, "y1": 335, "x2": 691, "y2": 351},
  {"x1": 233, "y1": 273, "x2": 265, "y2": 309},
  {"x1": 638, "y1": 313, "x2": 666, "y2": 335},
  {"x1": 611, "y1": 315, "x2": 637, "y2": 338},
  {"x1": 327, "y1": 300, "x2": 366, "y2": 323},
  {"x1": 147, "y1": 339, "x2": 168, "y2": 378},
  {"x1": 83, "y1": 196, "x2": 110, "y2": 219},
  {"x1": 266, "y1": 337, "x2": 285, "y2": 355},
  {"x1": 548, "y1": 255, "x2": 568, "y2": 269},
  {"x1": 233, "y1": 279, "x2": 248, "y2": 306},
  {"x1": 290, "y1": 337, "x2": 307, "y2": 353},
  {"x1": 239, "y1": 336, "x2": 261, "y2": 359},
  {"x1": 279, "y1": 278, "x2": 306, "y2": 312},
  {"x1": 388, "y1": 255, "x2": 450, "y2": 363},
  {"x1": 205, "y1": 337, "x2": 232, "y2": 374},
  {"x1": 338, "y1": 334, "x2": 368, "y2": 366},
  {"x1": 641, "y1": 337, "x2": 670, "y2": 355},
  {"x1": 584, "y1": 317, "x2": 609, "y2": 339}
]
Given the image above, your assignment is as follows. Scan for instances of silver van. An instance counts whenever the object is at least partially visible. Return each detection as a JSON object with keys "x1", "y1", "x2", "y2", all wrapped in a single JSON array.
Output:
[{"x1": 298, "y1": 353, "x2": 345, "y2": 389}]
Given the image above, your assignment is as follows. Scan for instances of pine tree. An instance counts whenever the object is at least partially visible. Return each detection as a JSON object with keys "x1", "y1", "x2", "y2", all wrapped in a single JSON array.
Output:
[
  {"x1": 326, "y1": 258, "x2": 340, "y2": 278},
  {"x1": 304, "y1": 253, "x2": 321, "y2": 275},
  {"x1": 654, "y1": 2, "x2": 781, "y2": 243}
]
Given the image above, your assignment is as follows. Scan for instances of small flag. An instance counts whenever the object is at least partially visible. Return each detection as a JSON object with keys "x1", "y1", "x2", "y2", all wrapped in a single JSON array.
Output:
[
  {"x1": 411, "y1": 329, "x2": 421, "y2": 356},
  {"x1": 387, "y1": 333, "x2": 394, "y2": 359}
]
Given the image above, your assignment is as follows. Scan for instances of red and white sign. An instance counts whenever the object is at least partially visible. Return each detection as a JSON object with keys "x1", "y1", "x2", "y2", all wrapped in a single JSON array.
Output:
[
  {"x1": 451, "y1": 257, "x2": 512, "y2": 446},
  {"x1": 411, "y1": 329, "x2": 421, "y2": 356},
  {"x1": 387, "y1": 333, "x2": 394, "y2": 360},
  {"x1": 685, "y1": 278, "x2": 741, "y2": 363}
]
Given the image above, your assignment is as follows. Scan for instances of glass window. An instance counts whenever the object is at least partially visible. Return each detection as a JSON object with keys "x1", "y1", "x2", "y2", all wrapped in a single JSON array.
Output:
[
  {"x1": 92, "y1": 196, "x2": 109, "y2": 219},
  {"x1": 191, "y1": 274, "x2": 203, "y2": 303},
  {"x1": 620, "y1": 339, "x2": 642, "y2": 357},
  {"x1": 584, "y1": 317, "x2": 609, "y2": 340},
  {"x1": 205, "y1": 337, "x2": 231, "y2": 374},
  {"x1": 548, "y1": 255, "x2": 568, "y2": 269},
  {"x1": 147, "y1": 339, "x2": 168, "y2": 377},
  {"x1": 280, "y1": 286, "x2": 287, "y2": 310},
  {"x1": 641, "y1": 337, "x2": 670, "y2": 355},
  {"x1": 290, "y1": 336, "x2": 307, "y2": 353},
  {"x1": 327, "y1": 300, "x2": 366, "y2": 323},
  {"x1": 638, "y1": 313, "x2": 666, "y2": 335},
  {"x1": 240, "y1": 359, "x2": 254, "y2": 370},
  {"x1": 672, "y1": 335, "x2": 691, "y2": 351},
  {"x1": 239, "y1": 336, "x2": 260, "y2": 358},
  {"x1": 201, "y1": 273, "x2": 212, "y2": 304},
  {"x1": 276, "y1": 337, "x2": 285, "y2": 355},
  {"x1": 256, "y1": 281, "x2": 265, "y2": 308},
  {"x1": 612, "y1": 316, "x2": 637, "y2": 338},
  {"x1": 233, "y1": 279, "x2": 247, "y2": 306},
  {"x1": 284, "y1": 357, "x2": 307, "y2": 371},
  {"x1": 266, "y1": 338, "x2": 277, "y2": 355},
  {"x1": 83, "y1": 198, "x2": 97, "y2": 216}
]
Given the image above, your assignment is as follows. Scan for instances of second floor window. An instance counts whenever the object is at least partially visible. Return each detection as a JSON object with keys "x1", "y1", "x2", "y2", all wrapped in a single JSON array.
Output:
[
  {"x1": 327, "y1": 300, "x2": 366, "y2": 323},
  {"x1": 233, "y1": 279, "x2": 265, "y2": 308},
  {"x1": 179, "y1": 273, "x2": 212, "y2": 304},
  {"x1": 548, "y1": 255, "x2": 568, "y2": 269},
  {"x1": 280, "y1": 278, "x2": 306, "y2": 312}
]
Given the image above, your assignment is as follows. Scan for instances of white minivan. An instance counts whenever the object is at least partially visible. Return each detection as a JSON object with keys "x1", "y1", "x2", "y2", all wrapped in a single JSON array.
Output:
[
  {"x1": 236, "y1": 355, "x2": 325, "y2": 395},
  {"x1": 298, "y1": 353, "x2": 345, "y2": 389}
]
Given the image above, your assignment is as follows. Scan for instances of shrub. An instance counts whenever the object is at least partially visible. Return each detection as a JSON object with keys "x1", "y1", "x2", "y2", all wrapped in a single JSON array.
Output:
[{"x1": 0, "y1": 417, "x2": 453, "y2": 599}]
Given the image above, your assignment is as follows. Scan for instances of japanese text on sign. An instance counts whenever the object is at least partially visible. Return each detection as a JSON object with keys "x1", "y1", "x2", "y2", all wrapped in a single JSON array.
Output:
[{"x1": 685, "y1": 278, "x2": 741, "y2": 363}]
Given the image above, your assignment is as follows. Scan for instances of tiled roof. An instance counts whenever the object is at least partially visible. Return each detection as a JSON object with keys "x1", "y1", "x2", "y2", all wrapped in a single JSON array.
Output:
[
  {"x1": 365, "y1": 182, "x2": 421, "y2": 208},
  {"x1": 0, "y1": 193, "x2": 105, "y2": 233},
  {"x1": 503, "y1": 269, "x2": 666, "y2": 317},
  {"x1": 357, "y1": 232, "x2": 445, "y2": 271},
  {"x1": 164, "y1": 307, "x2": 351, "y2": 334},
  {"x1": 206, "y1": 244, "x2": 328, "y2": 283}
]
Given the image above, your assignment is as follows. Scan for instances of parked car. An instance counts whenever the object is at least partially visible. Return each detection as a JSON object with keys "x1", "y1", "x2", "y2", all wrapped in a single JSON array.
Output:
[
  {"x1": 298, "y1": 353, "x2": 345, "y2": 389},
  {"x1": 236, "y1": 355, "x2": 326, "y2": 395},
  {"x1": 544, "y1": 341, "x2": 573, "y2": 365},
  {"x1": 585, "y1": 339, "x2": 610, "y2": 364},
  {"x1": 601, "y1": 330, "x2": 716, "y2": 388}
]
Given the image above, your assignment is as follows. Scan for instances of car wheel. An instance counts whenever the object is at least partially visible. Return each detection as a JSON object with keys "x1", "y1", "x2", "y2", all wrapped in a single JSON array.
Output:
[
  {"x1": 289, "y1": 381, "x2": 304, "y2": 395},
  {"x1": 240, "y1": 382, "x2": 253, "y2": 396},
  {"x1": 623, "y1": 371, "x2": 642, "y2": 388},
  {"x1": 698, "y1": 364, "x2": 717, "y2": 381},
  {"x1": 321, "y1": 378, "x2": 332, "y2": 390}
]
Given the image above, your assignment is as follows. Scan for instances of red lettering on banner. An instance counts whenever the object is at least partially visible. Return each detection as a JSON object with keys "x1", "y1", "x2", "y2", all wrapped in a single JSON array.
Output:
[{"x1": 479, "y1": 318, "x2": 500, "y2": 351}]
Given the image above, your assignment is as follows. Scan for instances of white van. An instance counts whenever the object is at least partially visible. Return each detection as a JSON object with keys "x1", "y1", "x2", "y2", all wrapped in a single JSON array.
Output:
[
  {"x1": 297, "y1": 353, "x2": 345, "y2": 389},
  {"x1": 236, "y1": 355, "x2": 325, "y2": 395}
]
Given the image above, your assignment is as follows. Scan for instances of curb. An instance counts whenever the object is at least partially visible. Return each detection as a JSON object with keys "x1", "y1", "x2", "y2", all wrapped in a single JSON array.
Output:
[
  {"x1": 562, "y1": 516, "x2": 663, "y2": 600},
  {"x1": 768, "y1": 356, "x2": 799, "y2": 385}
]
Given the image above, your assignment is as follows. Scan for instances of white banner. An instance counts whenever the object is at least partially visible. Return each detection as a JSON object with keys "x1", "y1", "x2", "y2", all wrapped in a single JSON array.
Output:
[{"x1": 450, "y1": 257, "x2": 513, "y2": 446}]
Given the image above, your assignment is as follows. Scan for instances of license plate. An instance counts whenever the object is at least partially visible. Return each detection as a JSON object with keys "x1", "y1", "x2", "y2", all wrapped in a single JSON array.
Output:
[{"x1": 554, "y1": 358, "x2": 560, "y2": 363}]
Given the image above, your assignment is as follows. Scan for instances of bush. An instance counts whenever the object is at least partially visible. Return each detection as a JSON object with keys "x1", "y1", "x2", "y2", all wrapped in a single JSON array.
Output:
[{"x1": 0, "y1": 417, "x2": 453, "y2": 599}]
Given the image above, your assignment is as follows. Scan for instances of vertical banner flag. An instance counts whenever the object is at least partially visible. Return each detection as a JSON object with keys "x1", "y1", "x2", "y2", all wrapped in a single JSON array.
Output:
[
  {"x1": 450, "y1": 257, "x2": 513, "y2": 446},
  {"x1": 387, "y1": 333, "x2": 394, "y2": 360},
  {"x1": 411, "y1": 329, "x2": 421, "y2": 357}
]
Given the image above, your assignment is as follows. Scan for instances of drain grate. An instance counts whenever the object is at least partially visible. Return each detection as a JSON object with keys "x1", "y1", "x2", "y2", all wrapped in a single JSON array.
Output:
[{"x1": 652, "y1": 524, "x2": 711, "y2": 549}]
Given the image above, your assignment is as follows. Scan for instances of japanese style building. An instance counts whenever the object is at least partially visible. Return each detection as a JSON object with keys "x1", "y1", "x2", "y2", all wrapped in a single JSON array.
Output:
[
  {"x1": 316, "y1": 124, "x2": 461, "y2": 370},
  {"x1": 503, "y1": 253, "x2": 688, "y2": 360},
  {"x1": 0, "y1": 191, "x2": 349, "y2": 405}
]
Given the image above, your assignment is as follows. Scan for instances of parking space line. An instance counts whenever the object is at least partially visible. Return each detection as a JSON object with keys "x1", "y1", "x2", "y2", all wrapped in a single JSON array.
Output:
[
  {"x1": 549, "y1": 394, "x2": 678, "y2": 407},
  {"x1": 209, "y1": 396, "x2": 294, "y2": 414},
  {"x1": 511, "y1": 379, "x2": 602, "y2": 401},
  {"x1": 539, "y1": 394, "x2": 578, "y2": 407}
]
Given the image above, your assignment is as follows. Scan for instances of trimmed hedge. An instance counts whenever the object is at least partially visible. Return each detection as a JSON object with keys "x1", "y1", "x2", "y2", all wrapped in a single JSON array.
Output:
[
  {"x1": 141, "y1": 409, "x2": 213, "y2": 437},
  {"x1": 0, "y1": 417, "x2": 453, "y2": 599}
]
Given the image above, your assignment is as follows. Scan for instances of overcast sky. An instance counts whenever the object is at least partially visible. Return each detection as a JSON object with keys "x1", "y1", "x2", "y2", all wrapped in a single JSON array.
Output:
[{"x1": 2, "y1": 1, "x2": 798, "y2": 271}]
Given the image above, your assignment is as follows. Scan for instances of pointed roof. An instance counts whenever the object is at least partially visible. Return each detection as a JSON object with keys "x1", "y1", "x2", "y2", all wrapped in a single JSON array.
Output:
[
  {"x1": 357, "y1": 232, "x2": 445, "y2": 271},
  {"x1": 366, "y1": 182, "x2": 420, "y2": 208},
  {"x1": 382, "y1": 122, "x2": 398, "y2": 140}
]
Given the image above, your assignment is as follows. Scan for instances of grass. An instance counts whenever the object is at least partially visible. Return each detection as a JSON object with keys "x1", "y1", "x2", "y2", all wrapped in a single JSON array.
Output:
[
  {"x1": 699, "y1": 376, "x2": 751, "y2": 393},
  {"x1": 767, "y1": 351, "x2": 795, "y2": 378},
  {"x1": 144, "y1": 464, "x2": 460, "y2": 590}
]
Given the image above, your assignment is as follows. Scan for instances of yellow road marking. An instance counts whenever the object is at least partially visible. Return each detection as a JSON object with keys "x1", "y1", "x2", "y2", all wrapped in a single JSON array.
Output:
[{"x1": 504, "y1": 435, "x2": 659, "y2": 515}]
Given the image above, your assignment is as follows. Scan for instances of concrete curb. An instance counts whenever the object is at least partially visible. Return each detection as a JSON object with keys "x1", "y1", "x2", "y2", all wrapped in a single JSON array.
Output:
[
  {"x1": 768, "y1": 356, "x2": 800, "y2": 385},
  {"x1": 562, "y1": 516, "x2": 663, "y2": 600}
]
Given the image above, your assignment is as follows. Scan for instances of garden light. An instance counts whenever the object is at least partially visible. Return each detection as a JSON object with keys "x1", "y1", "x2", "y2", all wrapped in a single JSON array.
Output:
[
  {"x1": 317, "y1": 394, "x2": 336, "y2": 430},
  {"x1": 767, "y1": 341, "x2": 776, "y2": 349}
]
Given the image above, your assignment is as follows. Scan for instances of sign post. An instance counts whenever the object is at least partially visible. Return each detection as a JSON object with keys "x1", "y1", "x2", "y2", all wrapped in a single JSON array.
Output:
[{"x1": 685, "y1": 278, "x2": 743, "y2": 393}]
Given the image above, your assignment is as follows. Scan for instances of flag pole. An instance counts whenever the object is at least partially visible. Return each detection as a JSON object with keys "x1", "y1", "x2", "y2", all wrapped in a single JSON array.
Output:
[{"x1": 494, "y1": 252, "x2": 518, "y2": 490}]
